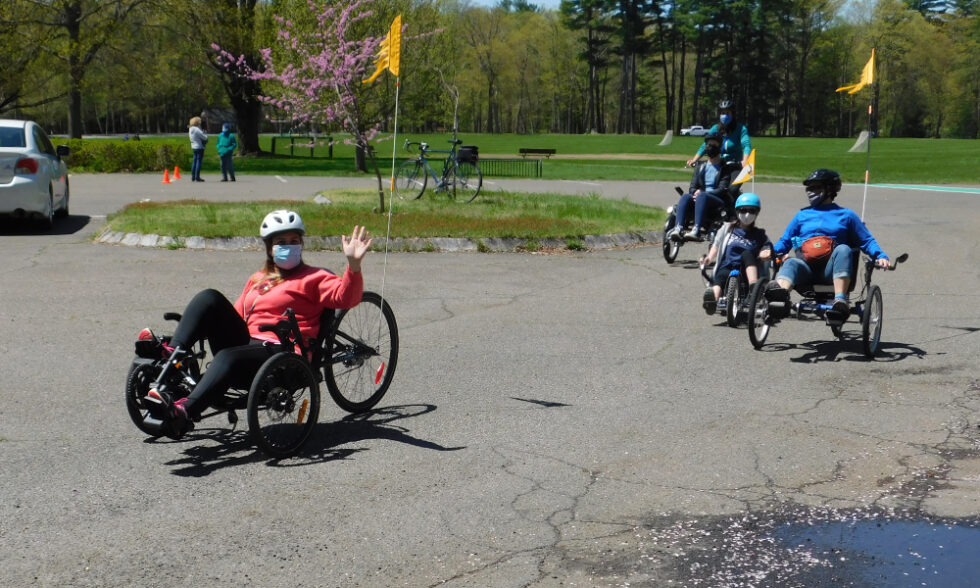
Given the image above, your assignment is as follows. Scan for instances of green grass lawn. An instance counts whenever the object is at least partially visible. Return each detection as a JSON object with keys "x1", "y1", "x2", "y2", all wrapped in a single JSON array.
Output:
[
  {"x1": 104, "y1": 189, "x2": 665, "y2": 243},
  {"x1": 96, "y1": 133, "x2": 979, "y2": 185}
]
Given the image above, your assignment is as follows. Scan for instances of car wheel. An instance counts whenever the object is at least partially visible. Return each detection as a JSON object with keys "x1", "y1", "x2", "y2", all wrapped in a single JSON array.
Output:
[
  {"x1": 39, "y1": 190, "x2": 55, "y2": 230},
  {"x1": 55, "y1": 179, "x2": 69, "y2": 218}
]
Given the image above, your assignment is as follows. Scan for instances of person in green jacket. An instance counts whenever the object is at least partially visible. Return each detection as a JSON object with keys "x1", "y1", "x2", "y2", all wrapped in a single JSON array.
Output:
[{"x1": 217, "y1": 122, "x2": 238, "y2": 182}]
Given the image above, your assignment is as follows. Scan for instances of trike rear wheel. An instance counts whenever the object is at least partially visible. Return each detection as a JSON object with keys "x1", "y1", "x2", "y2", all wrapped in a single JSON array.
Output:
[
  {"x1": 747, "y1": 279, "x2": 771, "y2": 349},
  {"x1": 125, "y1": 358, "x2": 166, "y2": 436},
  {"x1": 725, "y1": 274, "x2": 742, "y2": 327},
  {"x1": 662, "y1": 215, "x2": 679, "y2": 264},
  {"x1": 324, "y1": 291, "x2": 399, "y2": 413},
  {"x1": 247, "y1": 352, "x2": 320, "y2": 458},
  {"x1": 862, "y1": 285, "x2": 883, "y2": 358}
]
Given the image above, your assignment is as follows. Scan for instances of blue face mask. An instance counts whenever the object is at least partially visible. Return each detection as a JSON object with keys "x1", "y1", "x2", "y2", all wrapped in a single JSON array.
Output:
[
  {"x1": 720, "y1": 113, "x2": 733, "y2": 126},
  {"x1": 272, "y1": 244, "x2": 303, "y2": 270}
]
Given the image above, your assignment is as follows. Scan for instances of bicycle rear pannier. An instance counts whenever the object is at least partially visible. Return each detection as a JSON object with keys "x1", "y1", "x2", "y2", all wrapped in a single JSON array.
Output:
[{"x1": 458, "y1": 145, "x2": 479, "y2": 164}]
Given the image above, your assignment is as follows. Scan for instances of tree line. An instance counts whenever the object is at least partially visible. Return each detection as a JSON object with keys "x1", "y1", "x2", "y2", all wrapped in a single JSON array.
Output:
[{"x1": 1, "y1": 0, "x2": 976, "y2": 155}]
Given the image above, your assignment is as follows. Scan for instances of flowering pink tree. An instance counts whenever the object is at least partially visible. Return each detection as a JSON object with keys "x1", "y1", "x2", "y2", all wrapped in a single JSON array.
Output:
[{"x1": 215, "y1": 0, "x2": 393, "y2": 211}]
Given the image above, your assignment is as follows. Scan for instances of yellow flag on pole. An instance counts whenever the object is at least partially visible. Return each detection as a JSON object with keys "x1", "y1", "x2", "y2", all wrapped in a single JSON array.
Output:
[
  {"x1": 836, "y1": 49, "x2": 874, "y2": 94},
  {"x1": 731, "y1": 149, "x2": 755, "y2": 185},
  {"x1": 363, "y1": 15, "x2": 402, "y2": 84}
]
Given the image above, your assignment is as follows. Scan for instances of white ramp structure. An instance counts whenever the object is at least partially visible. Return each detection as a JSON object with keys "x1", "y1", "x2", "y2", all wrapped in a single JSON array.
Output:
[
  {"x1": 848, "y1": 130, "x2": 870, "y2": 152},
  {"x1": 659, "y1": 130, "x2": 673, "y2": 146}
]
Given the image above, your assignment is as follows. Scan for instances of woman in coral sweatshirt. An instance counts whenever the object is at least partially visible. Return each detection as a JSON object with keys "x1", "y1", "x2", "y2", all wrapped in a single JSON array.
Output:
[{"x1": 145, "y1": 209, "x2": 371, "y2": 437}]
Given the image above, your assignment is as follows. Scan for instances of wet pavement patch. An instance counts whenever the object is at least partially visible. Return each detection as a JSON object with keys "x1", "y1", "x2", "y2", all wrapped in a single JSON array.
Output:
[
  {"x1": 774, "y1": 516, "x2": 980, "y2": 587},
  {"x1": 638, "y1": 506, "x2": 980, "y2": 587}
]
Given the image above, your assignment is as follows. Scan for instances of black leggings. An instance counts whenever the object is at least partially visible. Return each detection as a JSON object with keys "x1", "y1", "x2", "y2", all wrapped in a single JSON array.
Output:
[
  {"x1": 171, "y1": 289, "x2": 275, "y2": 418},
  {"x1": 712, "y1": 250, "x2": 764, "y2": 287}
]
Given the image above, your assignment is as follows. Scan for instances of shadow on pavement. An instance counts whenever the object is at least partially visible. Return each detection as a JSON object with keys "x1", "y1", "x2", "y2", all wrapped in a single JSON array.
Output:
[
  {"x1": 160, "y1": 404, "x2": 463, "y2": 477},
  {"x1": 0, "y1": 214, "x2": 92, "y2": 236},
  {"x1": 753, "y1": 337, "x2": 927, "y2": 363}
]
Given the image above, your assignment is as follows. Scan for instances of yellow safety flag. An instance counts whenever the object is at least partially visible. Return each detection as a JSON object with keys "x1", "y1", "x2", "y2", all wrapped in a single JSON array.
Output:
[
  {"x1": 363, "y1": 15, "x2": 402, "y2": 84},
  {"x1": 731, "y1": 148, "x2": 755, "y2": 185},
  {"x1": 836, "y1": 49, "x2": 874, "y2": 94}
]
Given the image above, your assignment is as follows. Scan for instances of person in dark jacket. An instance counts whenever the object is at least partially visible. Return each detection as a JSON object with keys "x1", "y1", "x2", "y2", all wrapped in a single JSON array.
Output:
[{"x1": 668, "y1": 131, "x2": 742, "y2": 242}]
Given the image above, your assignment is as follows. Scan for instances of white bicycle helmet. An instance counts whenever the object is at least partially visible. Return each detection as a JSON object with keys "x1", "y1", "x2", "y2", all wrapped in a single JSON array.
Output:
[{"x1": 260, "y1": 209, "x2": 305, "y2": 238}]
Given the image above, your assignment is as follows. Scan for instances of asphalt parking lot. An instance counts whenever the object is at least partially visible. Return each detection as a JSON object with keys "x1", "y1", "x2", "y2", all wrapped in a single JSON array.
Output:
[{"x1": 1, "y1": 173, "x2": 978, "y2": 586}]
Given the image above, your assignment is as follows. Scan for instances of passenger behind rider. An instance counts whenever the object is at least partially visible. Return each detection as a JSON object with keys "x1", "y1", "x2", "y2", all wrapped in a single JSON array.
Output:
[
  {"x1": 145, "y1": 210, "x2": 372, "y2": 438},
  {"x1": 699, "y1": 192, "x2": 772, "y2": 314},
  {"x1": 764, "y1": 169, "x2": 891, "y2": 320},
  {"x1": 667, "y1": 131, "x2": 741, "y2": 243},
  {"x1": 686, "y1": 99, "x2": 752, "y2": 168}
]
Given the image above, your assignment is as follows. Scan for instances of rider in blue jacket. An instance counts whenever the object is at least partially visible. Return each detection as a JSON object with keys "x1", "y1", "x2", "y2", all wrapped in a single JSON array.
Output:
[
  {"x1": 687, "y1": 99, "x2": 752, "y2": 168},
  {"x1": 764, "y1": 169, "x2": 892, "y2": 321}
]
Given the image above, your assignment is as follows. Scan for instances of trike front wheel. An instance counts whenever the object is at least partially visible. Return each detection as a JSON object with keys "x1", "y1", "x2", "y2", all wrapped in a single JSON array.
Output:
[
  {"x1": 247, "y1": 352, "x2": 320, "y2": 458},
  {"x1": 861, "y1": 285, "x2": 883, "y2": 358}
]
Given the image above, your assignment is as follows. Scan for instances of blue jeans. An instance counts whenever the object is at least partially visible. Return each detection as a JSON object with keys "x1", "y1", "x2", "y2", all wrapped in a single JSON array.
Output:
[
  {"x1": 675, "y1": 192, "x2": 725, "y2": 233},
  {"x1": 777, "y1": 244, "x2": 855, "y2": 289},
  {"x1": 220, "y1": 153, "x2": 235, "y2": 180},
  {"x1": 191, "y1": 149, "x2": 204, "y2": 180}
]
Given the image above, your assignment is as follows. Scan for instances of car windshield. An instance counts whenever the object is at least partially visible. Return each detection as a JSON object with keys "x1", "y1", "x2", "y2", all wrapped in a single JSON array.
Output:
[{"x1": 0, "y1": 127, "x2": 26, "y2": 148}]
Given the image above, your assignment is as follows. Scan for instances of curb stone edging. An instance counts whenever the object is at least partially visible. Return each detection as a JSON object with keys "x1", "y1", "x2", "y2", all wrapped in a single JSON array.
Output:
[{"x1": 95, "y1": 228, "x2": 664, "y2": 253}]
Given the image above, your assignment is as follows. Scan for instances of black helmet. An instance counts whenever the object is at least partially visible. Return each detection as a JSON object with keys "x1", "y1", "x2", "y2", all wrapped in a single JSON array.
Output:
[
  {"x1": 704, "y1": 130, "x2": 722, "y2": 143},
  {"x1": 803, "y1": 168, "x2": 842, "y2": 196},
  {"x1": 718, "y1": 99, "x2": 734, "y2": 111}
]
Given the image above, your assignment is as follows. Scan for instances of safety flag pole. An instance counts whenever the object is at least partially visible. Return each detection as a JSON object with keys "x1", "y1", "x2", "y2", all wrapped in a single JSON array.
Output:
[
  {"x1": 836, "y1": 48, "x2": 875, "y2": 221},
  {"x1": 860, "y1": 97, "x2": 873, "y2": 221},
  {"x1": 363, "y1": 15, "x2": 402, "y2": 364}
]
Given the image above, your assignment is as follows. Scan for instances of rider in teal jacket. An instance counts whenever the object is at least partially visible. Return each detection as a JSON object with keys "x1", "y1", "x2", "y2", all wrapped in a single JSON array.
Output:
[{"x1": 687, "y1": 99, "x2": 752, "y2": 167}]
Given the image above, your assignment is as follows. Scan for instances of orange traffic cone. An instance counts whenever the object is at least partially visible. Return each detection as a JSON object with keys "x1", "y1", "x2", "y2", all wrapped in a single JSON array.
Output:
[
  {"x1": 161, "y1": 169, "x2": 171, "y2": 184},
  {"x1": 173, "y1": 166, "x2": 181, "y2": 180}
]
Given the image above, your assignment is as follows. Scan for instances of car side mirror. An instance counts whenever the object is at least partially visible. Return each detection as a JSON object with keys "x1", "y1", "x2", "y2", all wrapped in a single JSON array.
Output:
[{"x1": 56, "y1": 145, "x2": 70, "y2": 158}]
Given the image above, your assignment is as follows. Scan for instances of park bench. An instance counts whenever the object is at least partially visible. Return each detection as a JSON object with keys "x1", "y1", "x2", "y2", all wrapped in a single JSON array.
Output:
[
  {"x1": 270, "y1": 135, "x2": 333, "y2": 158},
  {"x1": 519, "y1": 148, "x2": 556, "y2": 158}
]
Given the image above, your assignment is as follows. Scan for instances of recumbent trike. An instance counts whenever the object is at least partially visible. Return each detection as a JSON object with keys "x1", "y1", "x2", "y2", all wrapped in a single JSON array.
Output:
[
  {"x1": 125, "y1": 291, "x2": 398, "y2": 458},
  {"x1": 662, "y1": 185, "x2": 740, "y2": 265},
  {"x1": 745, "y1": 253, "x2": 907, "y2": 357}
]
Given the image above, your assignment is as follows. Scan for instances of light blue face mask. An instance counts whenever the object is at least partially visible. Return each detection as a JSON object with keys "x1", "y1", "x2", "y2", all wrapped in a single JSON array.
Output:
[
  {"x1": 272, "y1": 244, "x2": 303, "y2": 270},
  {"x1": 720, "y1": 113, "x2": 733, "y2": 126}
]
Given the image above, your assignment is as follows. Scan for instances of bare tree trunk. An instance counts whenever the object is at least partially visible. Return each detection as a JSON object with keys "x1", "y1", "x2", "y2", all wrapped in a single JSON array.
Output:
[{"x1": 366, "y1": 145, "x2": 385, "y2": 213}]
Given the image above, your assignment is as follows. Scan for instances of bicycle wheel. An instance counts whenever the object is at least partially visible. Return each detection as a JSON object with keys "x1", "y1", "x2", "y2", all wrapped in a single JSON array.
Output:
[
  {"x1": 394, "y1": 159, "x2": 426, "y2": 200},
  {"x1": 725, "y1": 274, "x2": 741, "y2": 327},
  {"x1": 861, "y1": 285, "x2": 883, "y2": 358},
  {"x1": 324, "y1": 291, "x2": 399, "y2": 413},
  {"x1": 247, "y1": 352, "x2": 320, "y2": 458},
  {"x1": 747, "y1": 279, "x2": 771, "y2": 349},
  {"x1": 662, "y1": 214, "x2": 679, "y2": 264},
  {"x1": 125, "y1": 358, "x2": 166, "y2": 436},
  {"x1": 452, "y1": 161, "x2": 483, "y2": 202}
]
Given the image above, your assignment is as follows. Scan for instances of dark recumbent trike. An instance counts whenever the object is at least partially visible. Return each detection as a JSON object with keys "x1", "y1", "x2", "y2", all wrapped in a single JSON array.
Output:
[
  {"x1": 746, "y1": 253, "x2": 907, "y2": 358},
  {"x1": 125, "y1": 291, "x2": 398, "y2": 458}
]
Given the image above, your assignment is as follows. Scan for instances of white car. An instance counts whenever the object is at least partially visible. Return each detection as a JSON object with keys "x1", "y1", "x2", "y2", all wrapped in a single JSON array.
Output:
[
  {"x1": 680, "y1": 125, "x2": 708, "y2": 137},
  {"x1": 0, "y1": 119, "x2": 70, "y2": 229}
]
